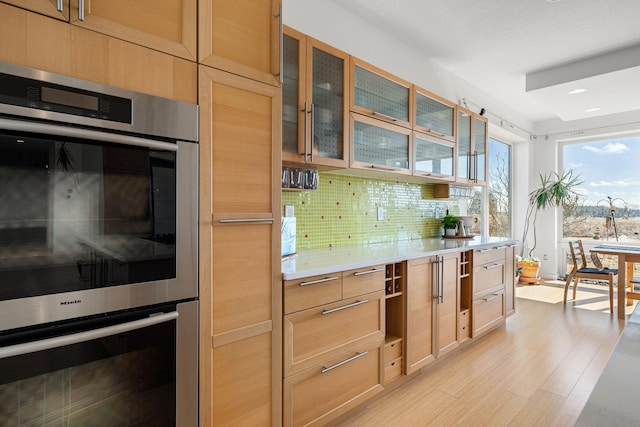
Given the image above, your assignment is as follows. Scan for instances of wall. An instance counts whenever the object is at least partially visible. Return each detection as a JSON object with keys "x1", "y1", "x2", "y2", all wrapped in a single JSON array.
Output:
[{"x1": 282, "y1": 173, "x2": 460, "y2": 250}]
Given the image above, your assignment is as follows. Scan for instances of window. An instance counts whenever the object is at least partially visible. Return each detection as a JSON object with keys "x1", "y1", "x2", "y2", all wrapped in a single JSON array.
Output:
[
  {"x1": 487, "y1": 138, "x2": 512, "y2": 237},
  {"x1": 562, "y1": 136, "x2": 640, "y2": 242}
]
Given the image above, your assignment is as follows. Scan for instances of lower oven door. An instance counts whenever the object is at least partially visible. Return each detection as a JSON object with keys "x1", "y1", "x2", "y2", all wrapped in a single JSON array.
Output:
[{"x1": 0, "y1": 300, "x2": 198, "y2": 427}]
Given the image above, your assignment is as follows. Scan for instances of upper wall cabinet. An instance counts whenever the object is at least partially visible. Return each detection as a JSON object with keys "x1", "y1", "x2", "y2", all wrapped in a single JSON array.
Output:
[
  {"x1": 351, "y1": 57, "x2": 412, "y2": 129},
  {"x1": 282, "y1": 27, "x2": 349, "y2": 168},
  {"x1": 69, "y1": 0, "x2": 197, "y2": 61},
  {"x1": 413, "y1": 132, "x2": 455, "y2": 181},
  {"x1": 2, "y1": 0, "x2": 69, "y2": 20},
  {"x1": 457, "y1": 106, "x2": 487, "y2": 184},
  {"x1": 0, "y1": 3, "x2": 197, "y2": 104},
  {"x1": 350, "y1": 113, "x2": 412, "y2": 176},
  {"x1": 413, "y1": 86, "x2": 456, "y2": 143},
  {"x1": 199, "y1": 0, "x2": 281, "y2": 86}
]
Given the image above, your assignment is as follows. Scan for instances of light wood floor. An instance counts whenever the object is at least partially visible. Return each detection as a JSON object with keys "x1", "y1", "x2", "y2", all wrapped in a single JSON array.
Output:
[{"x1": 334, "y1": 282, "x2": 629, "y2": 426}]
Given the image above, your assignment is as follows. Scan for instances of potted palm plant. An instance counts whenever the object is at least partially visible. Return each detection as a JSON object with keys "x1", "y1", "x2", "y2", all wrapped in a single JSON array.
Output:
[{"x1": 519, "y1": 170, "x2": 582, "y2": 283}]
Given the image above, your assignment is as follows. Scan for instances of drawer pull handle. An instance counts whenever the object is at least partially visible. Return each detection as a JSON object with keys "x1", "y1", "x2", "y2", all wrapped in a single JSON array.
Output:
[
  {"x1": 484, "y1": 263, "x2": 502, "y2": 270},
  {"x1": 372, "y1": 111, "x2": 398, "y2": 122},
  {"x1": 218, "y1": 218, "x2": 274, "y2": 224},
  {"x1": 478, "y1": 248, "x2": 493, "y2": 253},
  {"x1": 483, "y1": 294, "x2": 501, "y2": 302},
  {"x1": 321, "y1": 351, "x2": 368, "y2": 373},
  {"x1": 299, "y1": 276, "x2": 339, "y2": 287},
  {"x1": 322, "y1": 299, "x2": 368, "y2": 315},
  {"x1": 354, "y1": 268, "x2": 384, "y2": 276}
]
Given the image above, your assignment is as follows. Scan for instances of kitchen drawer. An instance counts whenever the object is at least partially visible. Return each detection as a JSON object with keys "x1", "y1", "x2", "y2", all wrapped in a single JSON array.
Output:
[
  {"x1": 474, "y1": 246, "x2": 506, "y2": 266},
  {"x1": 384, "y1": 337, "x2": 402, "y2": 362},
  {"x1": 384, "y1": 356, "x2": 403, "y2": 383},
  {"x1": 283, "y1": 291, "x2": 384, "y2": 376},
  {"x1": 283, "y1": 341, "x2": 383, "y2": 427},
  {"x1": 284, "y1": 273, "x2": 343, "y2": 314},
  {"x1": 342, "y1": 264, "x2": 386, "y2": 299},
  {"x1": 472, "y1": 291, "x2": 504, "y2": 337},
  {"x1": 473, "y1": 261, "x2": 505, "y2": 298}
]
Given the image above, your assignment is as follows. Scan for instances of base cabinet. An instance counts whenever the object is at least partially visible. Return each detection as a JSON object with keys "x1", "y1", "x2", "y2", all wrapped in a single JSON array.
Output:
[{"x1": 283, "y1": 341, "x2": 383, "y2": 427}]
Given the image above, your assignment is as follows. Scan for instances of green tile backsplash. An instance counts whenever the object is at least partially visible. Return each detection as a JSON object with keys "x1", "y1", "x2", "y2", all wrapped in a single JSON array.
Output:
[{"x1": 282, "y1": 173, "x2": 459, "y2": 250}]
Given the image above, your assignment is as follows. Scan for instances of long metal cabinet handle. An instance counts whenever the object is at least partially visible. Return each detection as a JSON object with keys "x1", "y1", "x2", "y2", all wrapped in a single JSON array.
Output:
[
  {"x1": 277, "y1": 3, "x2": 283, "y2": 84},
  {"x1": 0, "y1": 118, "x2": 177, "y2": 151},
  {"x1": 321, "y1": 351, "x2": 368, "y2": 373},
  {"x1": 322, "y1": 299, "x2": 368, "y2": 315},
  {"x1": 439, "y1": 256, "x2": 444, "y2": 303},
  {"x1": 0, "y1": 311, "x2": 178, "y2": 360},
  {"x1": 79, "y1": 0, "x2": 85, "y2": 20},
  {"x1": 372, "y1": 111, "x2": 398, "y2": 122},
  {"x1": 434, "y1": 255, "x2": 441, "y2": 302},
  {"x1": 484, "y1": 263, "x2": 502, "y2": 270},
  {"x1": 473, "y1": 152, "x2": 478, "y2": 183},
  {"x1": 483, "y1": 293, "x2": 501, "y2": 302},
  {"x1": 57, "y1": 0, "x2": 63, "y2": 11},
  {"x1": 370, "y1": 165, "x2": 400, "y2": 172},
  {"x1": 353, "y1": 268, "x2": 384, "y2": 276},
  {"x1": 301, "y1": 102, "x2": 308, "y2": 157},
  {"x1": 310, "y1": 103, "x2": 315, "y2": 163},
  {"x1": 299, "y1": 276, "x2": 339, "y2": 286},
  {"x1": 218, "y1": 218, "x2": 274, "y2": 224}
]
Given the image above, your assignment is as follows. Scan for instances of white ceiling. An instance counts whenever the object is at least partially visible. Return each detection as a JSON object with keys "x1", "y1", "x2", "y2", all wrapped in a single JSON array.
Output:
[{"x1": 332, "y1": 0, "x2": 640, "y2": 124}]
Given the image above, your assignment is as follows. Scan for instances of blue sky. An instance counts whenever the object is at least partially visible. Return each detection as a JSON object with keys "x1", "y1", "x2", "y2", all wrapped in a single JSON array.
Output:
[{"x1": 563, "y1": 136, "x2": 640, "y2": 209}]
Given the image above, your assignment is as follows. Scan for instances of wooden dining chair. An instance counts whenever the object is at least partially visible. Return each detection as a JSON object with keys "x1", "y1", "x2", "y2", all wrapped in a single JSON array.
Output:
[{"x1": 564, "y1": 240, "x2": 617, "y2": 313}]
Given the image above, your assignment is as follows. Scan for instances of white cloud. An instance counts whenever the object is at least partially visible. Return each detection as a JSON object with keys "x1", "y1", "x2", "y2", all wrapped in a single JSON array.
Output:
[
  {"x1": 582, "y1": 142, "x2": 629, "y2": 154},
  {"x1": 588, "y1": 178, "x2": 640, "y2": 187}
]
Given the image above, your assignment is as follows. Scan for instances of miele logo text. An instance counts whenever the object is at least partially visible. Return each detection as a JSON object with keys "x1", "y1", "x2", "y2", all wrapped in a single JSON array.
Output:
[{"x1": 60, "y1": 300, "x2": 82, "y2": 305}]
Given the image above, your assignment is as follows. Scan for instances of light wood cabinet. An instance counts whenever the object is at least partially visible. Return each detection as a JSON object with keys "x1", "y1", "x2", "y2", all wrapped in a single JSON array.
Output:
[
  {"x1": 384, "y1": 262, "x2": 405, "y2": 384},
  {"x1": 413, "y1": 131, "x2": 455, "y2": 181},
  {"x1": 457, "y1": 106, "x2": 488, "y2": 184},
  {"x1": 199, "y1": 0, "x2": 281, "y2": 86},
  {"x1": 405, "y1": 257, "x2": 435, "y2": 374},
  {"x1": 283, "y1": 340, "x2": 383, "y2": 427},
  {"x1": 413, "y1": 85, "x2": 456, "y2": 142},
  {"x1": 0, "y1": 2, "x2": 197, "y2": 103},
  {"x1": 350, "y1": 112, "x2": 412, "y2": 176},
  {"x1": 1, "y1": 0, "x2": 69, "y2": 20},
  {"x1": 282, "y1": 27, "x2": 350, "y2": 168},
  {"x1": 69, "y1": 0, "x2": 197, "y2": 61},
  {"x1": 435, "y1": 253, "x2": 460, "y2": 356},
  {"x1": 406, "y1": 253, "x2": 460, "y2": 375},
  {"x1": 199, "y1": 65, "x2": 282, "y2": 426},
  {"x1": 471, "y1": 246, "x2": 507, "y2": 337},
  {"x1": 282, "y1": 266, "x2": 385, "y2": 426},
  {"x1": 504, "y1": 244, "x2": 516, "y2": 317},
  {"x1": 350, "y1": 57, "x2": 412, "y2": 129}
]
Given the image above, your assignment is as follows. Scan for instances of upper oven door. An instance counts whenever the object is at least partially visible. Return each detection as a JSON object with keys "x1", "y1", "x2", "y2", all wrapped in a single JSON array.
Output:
[{"x1": 0, "y1": 118, "x2": 198, "y2": 331}]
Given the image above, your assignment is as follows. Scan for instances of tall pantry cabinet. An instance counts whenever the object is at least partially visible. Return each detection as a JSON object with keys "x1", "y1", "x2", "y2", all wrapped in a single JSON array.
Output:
[{"x1": 198, "y1": 1, "x2": 283, "y2": 426}]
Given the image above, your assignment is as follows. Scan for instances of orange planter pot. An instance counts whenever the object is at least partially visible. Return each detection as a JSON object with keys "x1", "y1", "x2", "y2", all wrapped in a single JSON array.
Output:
[{"x1": 518, "y1": 261, "x2": 540, "y2": 284}]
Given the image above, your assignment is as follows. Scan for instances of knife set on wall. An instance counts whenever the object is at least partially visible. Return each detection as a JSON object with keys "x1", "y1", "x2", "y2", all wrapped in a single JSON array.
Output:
[{"x1": 282, "y1": 167, "x2": 318, "y2": 190}]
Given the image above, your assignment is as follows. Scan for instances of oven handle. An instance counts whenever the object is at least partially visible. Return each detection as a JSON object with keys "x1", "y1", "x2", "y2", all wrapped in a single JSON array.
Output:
[
  {"x1": 0, "y1": 118, "x2": 178, "y2": 152},
  {"x1": 0, "y1": 311, "x2": 179, "y2": 360}
]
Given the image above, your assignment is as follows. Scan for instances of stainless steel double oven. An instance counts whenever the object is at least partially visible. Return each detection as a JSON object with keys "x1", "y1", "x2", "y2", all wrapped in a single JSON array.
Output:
[{"x1": 0, "y1": 62, "x2": 198, "y2": 426}]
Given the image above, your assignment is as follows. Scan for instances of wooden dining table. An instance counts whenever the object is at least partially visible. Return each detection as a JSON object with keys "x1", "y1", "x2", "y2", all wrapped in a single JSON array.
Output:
[{"x1": 591, "y1": 244, "x2": 640, "y2": 319}]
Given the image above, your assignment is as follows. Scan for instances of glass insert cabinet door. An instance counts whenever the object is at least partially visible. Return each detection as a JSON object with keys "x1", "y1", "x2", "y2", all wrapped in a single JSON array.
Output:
[
  {"x1": 473, "y1": 116, "x2": 487, "y2": 182},
  {"x1": 457, "y1": 108, "x2": 472, "y2": 181},
  {"x1": 281, "y1": 27, "x2": 349, "y2": 168},
  {"x1": 351, "y1": 113, "x2": 411, "y2": 174},
  {"x1": 414, "y1": 133, "x2": 455, "y2": 180},
  {"x1": 414, "y1": 87, "x2": 456, "y2": 142},
  {"x1": 351, "y1": 58, "x2": 412, "y2": 128}
]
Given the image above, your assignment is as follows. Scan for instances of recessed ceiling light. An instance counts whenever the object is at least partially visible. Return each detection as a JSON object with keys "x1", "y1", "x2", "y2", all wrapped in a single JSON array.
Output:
[
  {"x1": 585, "y1": 107, "x2": 601, "y2": 112},
  {"x1": 568, "y1": 88, "x2": 587, "y2": 94},
  {"x1": 546, "y1": 0, "x2": 562, "y2": 2}
]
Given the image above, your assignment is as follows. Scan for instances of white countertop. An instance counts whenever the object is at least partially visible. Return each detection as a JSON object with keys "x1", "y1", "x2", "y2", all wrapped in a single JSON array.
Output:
[
  {"x1": 282, "y1": 236, "x2": 517, "y2": 280},
  {"x1": 576, "y1": 305, "x2": 640, "y2": 425}
]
